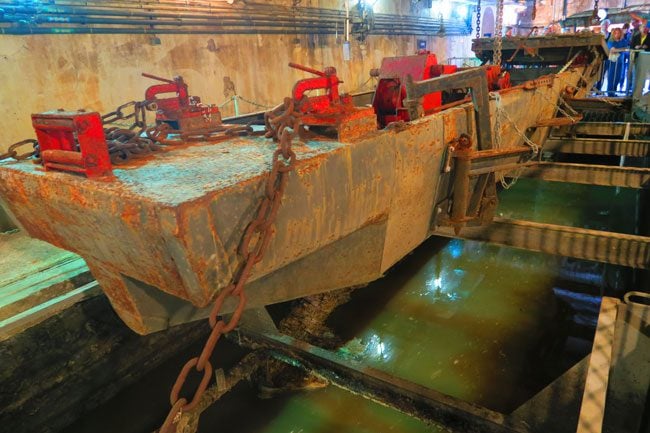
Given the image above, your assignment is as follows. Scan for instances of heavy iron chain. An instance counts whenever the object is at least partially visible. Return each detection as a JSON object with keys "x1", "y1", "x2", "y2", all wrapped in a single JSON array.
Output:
[
  {"x1": 493, "y1": 0, "x2": 504, "y2": 66},
  {"x1": 2, "y1": 101, "x2": 255, "y2": 166},
  {"x1": 0, "y1": 139, "x2": 38, "y2": 161},
  {"x1": 475, "y1": 0, "x2": 481, "y2": 39},
  {"x1": 101, "y1": 100, "x2": 150, "y2": 128},
  {"x1": 158, "y1": 99, "x2": 298, "y2": 433},
  {"x1": 102, "y1": 100, "x2": 162, "y2": 164}
]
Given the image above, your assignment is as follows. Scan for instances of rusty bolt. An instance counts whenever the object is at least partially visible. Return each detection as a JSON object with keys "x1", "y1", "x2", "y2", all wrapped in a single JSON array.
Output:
[{"x1": 457, "y1": 133, "x2": 472, "y2": 151}]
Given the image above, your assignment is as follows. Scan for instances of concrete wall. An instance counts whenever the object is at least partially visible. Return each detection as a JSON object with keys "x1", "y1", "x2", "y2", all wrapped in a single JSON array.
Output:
[{"x1": 0, "y1": 1, "x2": 473, "y2": 152}]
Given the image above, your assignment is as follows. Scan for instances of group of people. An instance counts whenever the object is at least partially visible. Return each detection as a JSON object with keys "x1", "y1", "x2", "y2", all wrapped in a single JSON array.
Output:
[{"x1": 601, "y1": 16, "x2": 650, "y2": 95}]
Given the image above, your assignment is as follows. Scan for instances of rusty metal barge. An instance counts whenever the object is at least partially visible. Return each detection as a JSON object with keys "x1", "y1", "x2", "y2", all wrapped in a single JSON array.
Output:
[{"x1": 1, "y1": 33, "x2": 649, "y2": 433}]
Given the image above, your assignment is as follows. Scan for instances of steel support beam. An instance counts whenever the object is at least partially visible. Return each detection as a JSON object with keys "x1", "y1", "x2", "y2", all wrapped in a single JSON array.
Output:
[
  {"x1": 543, "y1": 137, "x2": 650, "y2": 156},
  {"x1": 434, "y1": 218, "x2": 650, "y2": 269},
  {"x1": 404, "y1": 67, "x2": 493, "y2": 149},
  {"x1": 515, "y1": 162, "x2": 650, "y2": 189},
  {"x1": 236, "y1": 327, "x2": 531, "y2": 433},
  {"x1": 552, "y1": 122, "x2": 650, "y2": 137}
]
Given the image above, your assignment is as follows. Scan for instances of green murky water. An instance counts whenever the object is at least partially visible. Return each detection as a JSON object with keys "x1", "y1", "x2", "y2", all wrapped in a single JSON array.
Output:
[{"x1": 497, "y1": 178, "x2": 639, "y2": 234}]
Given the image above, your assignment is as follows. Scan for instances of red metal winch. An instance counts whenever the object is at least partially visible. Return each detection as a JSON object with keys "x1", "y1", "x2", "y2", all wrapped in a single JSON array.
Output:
[
  {"x1": 32, "y1": 110, "x2": 112, "y2": 178},
  {"x1": 288, "y1": 62, "x2": 377, "y2": 141},
  {"x1": 142, "y1": 73, "x2": 222, "y2": 132},
  {"x1": 371, "y1": 52, "x2": 454, "y2": 128}
]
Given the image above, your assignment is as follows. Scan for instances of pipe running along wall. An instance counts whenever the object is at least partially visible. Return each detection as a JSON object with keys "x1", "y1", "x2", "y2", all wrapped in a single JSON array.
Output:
[{"x1": 0, "y1": 0, "x2": 472, "y2": 36}]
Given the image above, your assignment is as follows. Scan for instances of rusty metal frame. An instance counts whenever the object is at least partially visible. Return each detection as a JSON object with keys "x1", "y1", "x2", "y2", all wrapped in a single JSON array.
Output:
[
  {"x1": 404, "y1": 67, "x2": 493, "y2": 150},
  {"x1": 433, "y1": 217, "x2": 650, "y2": 269},
  {"x1": 516, "y1": 162, "x2": 650, "y2": 189}
]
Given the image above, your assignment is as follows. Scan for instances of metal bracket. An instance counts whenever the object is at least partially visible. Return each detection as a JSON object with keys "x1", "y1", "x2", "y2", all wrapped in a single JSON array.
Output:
[{"x1": 404, "y1": 67, "x2": 493, "y2": 150}]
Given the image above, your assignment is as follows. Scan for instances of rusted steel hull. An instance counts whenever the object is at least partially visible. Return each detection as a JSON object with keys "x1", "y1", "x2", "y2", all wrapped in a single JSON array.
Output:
[{"x1": 0, "y1": 69, "x2": 585, "y2": 334}]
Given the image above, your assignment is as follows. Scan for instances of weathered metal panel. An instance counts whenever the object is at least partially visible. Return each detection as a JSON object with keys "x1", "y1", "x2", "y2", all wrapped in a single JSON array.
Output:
[{"x1": 380, "y1": 115, "x2": 446, "y2": 270}]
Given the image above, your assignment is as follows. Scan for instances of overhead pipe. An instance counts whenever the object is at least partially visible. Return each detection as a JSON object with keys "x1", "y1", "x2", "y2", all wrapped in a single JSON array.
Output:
[
  {"x1": 0, "y1": 1, "x2": 459, "y2": 27},
  {"x1": 0, "y1": 1, "x2": 470, "y2": 37}
]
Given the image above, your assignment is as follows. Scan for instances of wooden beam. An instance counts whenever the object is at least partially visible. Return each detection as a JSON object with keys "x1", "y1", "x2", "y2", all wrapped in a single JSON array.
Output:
[{"x1": 576, "y1": 297, "x2": 618, "y2": 433}]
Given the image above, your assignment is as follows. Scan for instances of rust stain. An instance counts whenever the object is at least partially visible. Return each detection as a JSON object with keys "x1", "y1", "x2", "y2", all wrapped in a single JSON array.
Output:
[{"x1": 120, "y1": 202, "x2": 141, "y2": 227}]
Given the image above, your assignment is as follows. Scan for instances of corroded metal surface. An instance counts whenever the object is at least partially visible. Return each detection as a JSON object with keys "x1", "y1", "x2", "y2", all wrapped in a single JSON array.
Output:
[{"x1": 0, "y1": 68, "x2": 585, "y2": 335}]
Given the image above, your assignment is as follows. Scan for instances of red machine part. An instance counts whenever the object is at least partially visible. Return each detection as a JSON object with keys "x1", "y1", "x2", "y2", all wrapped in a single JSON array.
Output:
[
  {"x1": 372, "y1": 53, "x2": 454, "y2": 128},
  {"x1": 287, "y1": 62, "x2": 377, "y2": 141},
  {"x1": 289, "y1": 62, "x2": 343, "y2": 114},
  {"x1": 32, "y1": 110, "x2": 112, "y2": 178},
  {"x1": 142, "y1": 73, "x2": 221, "y2": 131},
  {"x1": 485, "y1": 66, "x2": 511, "y2": 91}
]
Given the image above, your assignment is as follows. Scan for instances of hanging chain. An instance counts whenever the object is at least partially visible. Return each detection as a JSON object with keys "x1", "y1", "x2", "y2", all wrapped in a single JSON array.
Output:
[
  {"x1": 493, "y1": 0, "x2": 504, "y2": 66},
  {"x1": 159, "y1": 98, "x2": 298, "y2": 433},
  {"x1": 475, "y1": 0, "x2": 481, "y2": 39},
  {"x1": 591, "y1": 0, "x2": 599, "y2": 25}
]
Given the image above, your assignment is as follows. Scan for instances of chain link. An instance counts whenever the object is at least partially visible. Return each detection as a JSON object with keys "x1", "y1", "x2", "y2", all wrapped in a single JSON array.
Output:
[
  {"x1": 1, "y1": 139, "x2": 39, "y2": 162},
  {"x1": 475, "y1": 0, "x2": 481, "y2": 39},
  {"x1": 159, "y1": 98, "x2": 298, "y2": 433},
  {"x1": 101, "y1": 100, "x2": 150, "y2": 129},
  {"x1": 237, "y1": 95, "x2": 273, "y2": 110},
  {"x1": 493, "y1": 0, "x2": 504, "y2": 66}
]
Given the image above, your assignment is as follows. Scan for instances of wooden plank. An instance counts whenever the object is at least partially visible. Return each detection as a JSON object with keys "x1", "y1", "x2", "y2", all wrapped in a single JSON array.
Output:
[
  {"x1": 0, "y1": 281, "x2": 99, "y2": 342},
  {"x1": 602, "y1": 294, "x2": 650, "y2": 432},
  {"x1": 0, "y1": 232, "x2": 90, "y2": 329},
  {"x1": 576, "y1": 297, "x2": 618, "y2": 433}
]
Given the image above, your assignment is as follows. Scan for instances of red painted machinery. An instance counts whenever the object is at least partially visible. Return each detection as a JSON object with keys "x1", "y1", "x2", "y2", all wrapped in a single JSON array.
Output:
[
  {"x1": 485, "y1": 65, "x2": 511, "y2": 91},
  {"x1": 371, "y1": 52, "x2": 455, "y2": 128},
  {"x1": 371, "y1": 53, "x2": 512, "y2": 128},
  {"x1": 288, "y1": 62, "x2": 377, "y2": 141},
  {"x1": 142, "y1": 73, "x2": 222, "y2": 131},
  {"x1": 32, "y1": 110, "x2": 112, "y2": 178}
]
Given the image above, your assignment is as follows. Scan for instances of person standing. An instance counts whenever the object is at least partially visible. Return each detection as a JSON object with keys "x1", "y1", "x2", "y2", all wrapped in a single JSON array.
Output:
[
  {"x1": 631, "y1": 22, "x2": 650, "y2": 50},
  {"x1": 607, "y1": 28, "x2": 629, "y2": 94}
]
